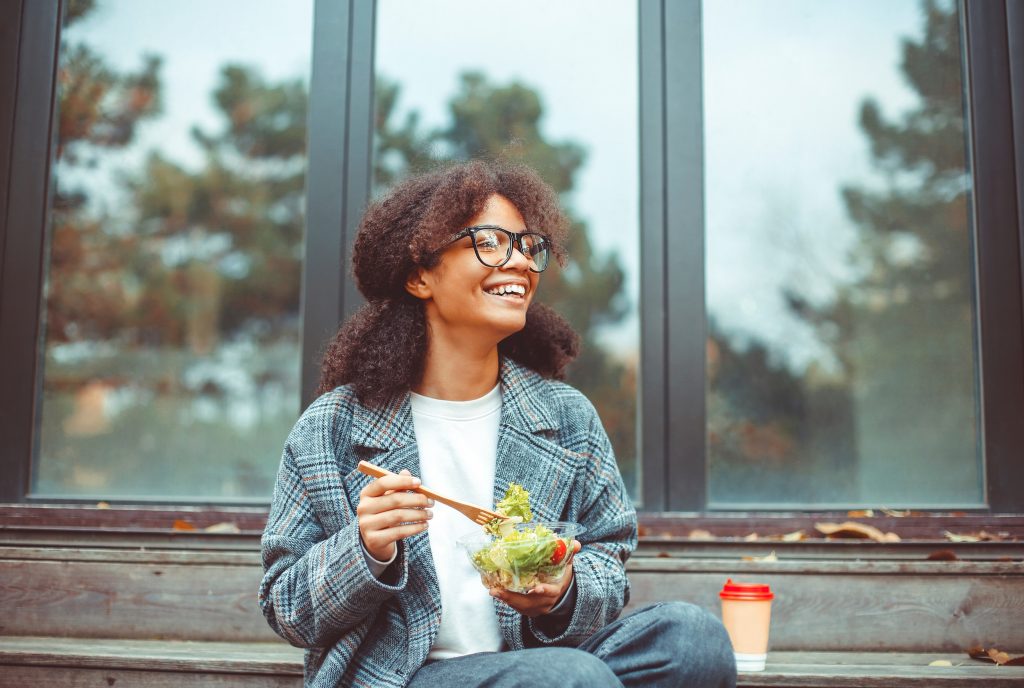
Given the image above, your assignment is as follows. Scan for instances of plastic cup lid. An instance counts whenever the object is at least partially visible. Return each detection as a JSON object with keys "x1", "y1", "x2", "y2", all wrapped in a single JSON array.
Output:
[{"x1": 719, "y1": 578, "x2": 774, "y2": 601}]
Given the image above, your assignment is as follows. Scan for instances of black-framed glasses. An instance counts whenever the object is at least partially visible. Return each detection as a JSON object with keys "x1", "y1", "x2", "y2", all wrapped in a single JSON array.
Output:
[{"x1": 446, "y1": 224, "x2": 552, "y2": 273}]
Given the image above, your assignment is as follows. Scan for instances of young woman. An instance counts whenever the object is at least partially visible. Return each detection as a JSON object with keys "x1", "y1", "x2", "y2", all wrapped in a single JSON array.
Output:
[{"x1": 259, "y1": 160, "x2": 736, "y2": 688}]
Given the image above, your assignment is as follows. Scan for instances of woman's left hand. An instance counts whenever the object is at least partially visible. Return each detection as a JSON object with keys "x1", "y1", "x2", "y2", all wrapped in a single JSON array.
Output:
[{"x1": 489, "y1": 540, "x2": 582, "y2": 618}]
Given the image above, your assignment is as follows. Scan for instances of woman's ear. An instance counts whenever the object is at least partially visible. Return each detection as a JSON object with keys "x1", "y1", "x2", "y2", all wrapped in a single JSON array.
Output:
[{"x1": 405, "y1": 267, "x2": 432, "y2": 300}]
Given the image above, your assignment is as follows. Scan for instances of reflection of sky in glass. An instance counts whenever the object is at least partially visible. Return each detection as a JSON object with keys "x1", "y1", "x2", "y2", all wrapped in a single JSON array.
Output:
[
  {"x1": 705, "y1": 0, "x2": 923, "y2": 373},
  {"x1": 375, "y1": 0, "x2": 639, "y2": 354}
]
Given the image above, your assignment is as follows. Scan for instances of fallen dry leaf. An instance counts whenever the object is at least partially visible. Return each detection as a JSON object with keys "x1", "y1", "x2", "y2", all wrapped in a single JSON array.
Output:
[
  {"x1": 967, "y1": 646, "x2": 1024, "y2": 665},
  {"x1": 988, "y1": 648, "x2": 1012, "y2": 665},
  {"x1": 882, "y1": 508, "x2": 911, "y2": 517},
  {"x1": 95, "y1": 501, "x2": 110, "y2": 509},
  {"x1": 944, "y1": 531, "x2": 980, "y2": 543},
  {"x1": 781, "y1": 530, "x2": 806, "y2": 542},
  {"x1": 172, "y1": 519, "x2": 196, "y2": 531},
  {"x1": 815, "y1": 521, "x2": 900, "y2": 543},
  {"x1": 846, "y1": 509, "x2": 875, "y2": 518},
  {"x1": 687, "y1": 529, "x2": 713, "y2": 541},
  {"x1": 203, "y1": 522, "x2": 241, "y2": 534},
  {"x1": 742, "y1": 550, "x2": 778, "y2": 563},
  {"x1": 656, "y1": 551, "x2": 671, "y2": 558},
  {"x1": 928, "y1": 660, "x2": 953, "y2": 667},
  {"x1": 926, "y1": 550, "x2": 959, "y2": 561},
  {"x1": 744, "y1": 533, "x2": 759, "y2": 542}
]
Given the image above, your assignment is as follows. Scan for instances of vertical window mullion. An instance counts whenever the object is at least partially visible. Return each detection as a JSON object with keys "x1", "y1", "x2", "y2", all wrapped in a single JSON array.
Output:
[
  {"x1": 966, "y1": 0, "x2": 1024, "y2": 512},
  {"x1": 664, "y1": 0, "x2": 706, "y2": 511},
  {"x1": 0, "y1": 0, "x2": 60, "y2": 502},
  {"x1": 301, "y1": 0, "x2": 356, "y2": 407},
  {"x1": 639, "y1": 0, "x2": 668, "y2": 511}
]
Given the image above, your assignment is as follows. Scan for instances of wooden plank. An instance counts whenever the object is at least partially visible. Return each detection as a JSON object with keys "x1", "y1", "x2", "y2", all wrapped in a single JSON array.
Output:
[
  {"x1": 2, "y1": 505, "x2": 1023, "y2": 541},
  {"x1": 0, "y1": 636, "x2": 302, "y2": 674},
  {"x1": 0, "y1": 528, "x2": 261, "y2": 551},
  {"x1": 0, "y1": 546, "x2": 260, "y2": 566},
  {"x1": 739, "y1": 651, "x2": 1024, "y2": 688},
  {"x1": 626, "y1": 557, "x2": 1024, "y2": 576},
  {"x1": 0, "y1": 505, "x2": 268, "y2": 532},
  {"x1": 636, "y1": 539, "x2": 1024, "y2": 561},
  {"x1": 639, "y1": 514, "x2": 1024, "y2": 540},
  {"x1": 0, "y1": 559, "x2": 277, "y2": 642},
  {"x1": 625, "y1": 570, "x2": 1024, "y2": 651},
  {"x1": 0, "y1": 666, "x2": 301, "y2": 688}
]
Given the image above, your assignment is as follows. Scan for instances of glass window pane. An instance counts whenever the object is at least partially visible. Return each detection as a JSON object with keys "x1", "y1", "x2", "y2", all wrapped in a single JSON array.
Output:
[
  {"x1": 34, "y1": 0, "x2": 313, "y2": 499},
  {"x1": 704, "y1": 0, "x2": 981, "y2": 507},
  {"x1": 373, "y1": 0, "x2": 641, "y2": 500}
]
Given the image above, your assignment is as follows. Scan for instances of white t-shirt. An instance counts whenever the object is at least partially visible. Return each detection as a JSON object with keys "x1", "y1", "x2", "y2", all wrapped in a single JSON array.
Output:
[{"x1": 409, "y1": 384, "x2": 504, "y2": 659}]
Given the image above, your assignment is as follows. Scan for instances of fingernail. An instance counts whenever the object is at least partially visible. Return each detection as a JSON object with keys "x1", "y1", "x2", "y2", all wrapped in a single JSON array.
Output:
[
  {"x1": 426, "y1": 498, "x2": 435, "y2": 507},
  {"x1": 412, "y1": 477, "x2": 421, "y2": 486},
  {"x1": 425, "y1": 509, "x2": 434, "y2": 519}
]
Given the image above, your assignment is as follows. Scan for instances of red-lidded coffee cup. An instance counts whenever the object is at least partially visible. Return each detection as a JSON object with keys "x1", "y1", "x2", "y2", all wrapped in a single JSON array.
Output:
[{"x1": 719, "y1": 579, "x2": 774, "y2": 672}]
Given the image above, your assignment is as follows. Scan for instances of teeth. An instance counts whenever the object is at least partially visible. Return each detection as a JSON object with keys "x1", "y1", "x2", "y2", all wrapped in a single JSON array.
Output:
[{"x1": 486, "y1": 284, "x2": 526, "y2": 296}]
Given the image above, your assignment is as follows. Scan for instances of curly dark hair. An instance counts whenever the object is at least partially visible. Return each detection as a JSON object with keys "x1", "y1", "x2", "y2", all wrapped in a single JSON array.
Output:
[{"x1": 316, "y1": 159, "x2": 580, "y2": 405}]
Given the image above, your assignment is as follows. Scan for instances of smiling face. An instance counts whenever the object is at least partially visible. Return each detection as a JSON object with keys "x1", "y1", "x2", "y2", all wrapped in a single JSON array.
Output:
[{"x1": 406, "y1": 194, "x2": 540, "y2": 351}]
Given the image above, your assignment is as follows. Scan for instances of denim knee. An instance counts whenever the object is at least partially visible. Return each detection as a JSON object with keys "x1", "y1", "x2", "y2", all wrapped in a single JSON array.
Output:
[
  {"x1": 539, "y1": 648, "x2": 619, "y2": 687},
  {"x1": 651, "y1": 601, "x2": 736, "y2": 687}
]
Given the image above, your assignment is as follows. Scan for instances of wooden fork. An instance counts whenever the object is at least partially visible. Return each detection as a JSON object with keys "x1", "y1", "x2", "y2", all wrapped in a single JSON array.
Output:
[{"x1": 356, "y1": 460, "x2": 507, "y2": 526}]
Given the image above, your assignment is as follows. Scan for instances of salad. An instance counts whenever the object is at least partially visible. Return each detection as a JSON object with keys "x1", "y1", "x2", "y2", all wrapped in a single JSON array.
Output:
[{"x1": 468, "y1": 483, "x2": 577, "y2": 592}]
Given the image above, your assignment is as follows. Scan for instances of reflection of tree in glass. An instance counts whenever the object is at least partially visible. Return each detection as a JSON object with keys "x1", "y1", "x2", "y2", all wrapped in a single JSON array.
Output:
[
  {"x1": 44, "y1": 0, "x2": 308, "y2": 497},
  {"x1": 49, "y1": 0, "x2": 162, "y2": 344},
  {"x1": 374, "y1": 73, "x2": 637, "y2": 491},
  {"x1": 711, "y1": 0, "x2": 974, "y2": 504}
]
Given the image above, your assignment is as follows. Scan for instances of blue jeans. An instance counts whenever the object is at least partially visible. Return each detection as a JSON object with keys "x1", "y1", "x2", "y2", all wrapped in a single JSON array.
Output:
[{"x1": 407, "y1": 602, "x2": 737, "y2": 688}]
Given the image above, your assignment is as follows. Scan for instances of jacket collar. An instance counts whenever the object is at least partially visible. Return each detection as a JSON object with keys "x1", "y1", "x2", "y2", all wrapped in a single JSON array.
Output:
[{"x1": 350, "y1": 357, "x2": 558, "y2": 451}]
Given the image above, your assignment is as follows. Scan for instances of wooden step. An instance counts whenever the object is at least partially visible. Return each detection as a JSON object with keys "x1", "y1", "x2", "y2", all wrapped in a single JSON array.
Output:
[
  {"x1": 741, "y1": 651, "x2": 1024, "y2": 687},
  {"x1": 0, "y1": 636, "x2": 301, "y2": 687},
  {"x1": 2, "y1": 543, "x2": 1022, "y2": 652},
  {"x1": 624, "y1": 557, "x2": 1024, "y2": 652},
  {"x1": 1, "y1": 638, "x2": 1020, "y2": 687}
]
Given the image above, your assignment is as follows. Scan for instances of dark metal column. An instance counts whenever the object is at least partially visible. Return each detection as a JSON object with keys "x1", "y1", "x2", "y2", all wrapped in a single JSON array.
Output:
[
  {"x1": 0, "y1": 0, "x2": 61, "y2": 501},
  {"x1": 965, "y1": 0, "x2": 1024, "y2": 512},
  {"x1": 664, "y1": 0, "x2": 706, "y2": 511},
  {"x1": 300, "y1": 0, "x2": 376, "y2": 408}
]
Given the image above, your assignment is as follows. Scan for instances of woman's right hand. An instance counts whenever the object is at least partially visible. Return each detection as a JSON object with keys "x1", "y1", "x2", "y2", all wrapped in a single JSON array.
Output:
[{"x1": 357, "y1": 468, "x2": 433, "y2": 562}]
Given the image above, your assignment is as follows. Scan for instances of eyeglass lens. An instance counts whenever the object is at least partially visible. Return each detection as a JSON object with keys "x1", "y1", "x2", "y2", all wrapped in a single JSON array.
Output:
[{"x1": 473, "y1": 228, "x2": 550, "y2": 272}]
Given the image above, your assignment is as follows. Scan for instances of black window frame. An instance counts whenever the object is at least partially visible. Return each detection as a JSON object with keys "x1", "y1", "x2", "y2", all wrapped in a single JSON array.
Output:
[{"x1": 0, "y1": 0, "x2": 1021, "y2": 519}]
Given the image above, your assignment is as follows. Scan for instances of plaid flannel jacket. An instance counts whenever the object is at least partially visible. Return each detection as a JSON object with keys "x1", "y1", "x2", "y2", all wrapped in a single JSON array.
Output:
[{"x1": 259, "y1": 358, "x2": 638, "y2": 688}]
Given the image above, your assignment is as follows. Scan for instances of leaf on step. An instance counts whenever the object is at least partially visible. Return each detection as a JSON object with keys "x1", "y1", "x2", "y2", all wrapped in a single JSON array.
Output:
[
  {"x1": 928, "y1": 660, "x2": 953, "y2": 666},
  {"x1": 988, "y1": 648, "x2": 1012, "y2": 665},
  {"x1": 846, "y1": 509, "x2": 874, "y2": 517},
  {"x1": 203, "y1": 521, "x2": 241, "y2": 534},
  {"x1": 172, "y1": 519, "x2": 196, "y2": 531},
  {"x1": 967, "y1": 646, "x2": 1024, "y2": 665},
  {"x1": 742, "y1": 550, "x2": 778, "y2": 562},
  {"x1": 926, "y1": 549, "x2": 959, "y2": 561},
  {"x1": 96, "y1": 501, "x2": 110, "y2": 509},
  {"x1": 744, "y1": 532, "x2": 759, "y2": 542},
  {"x1": 781, "y1": 530, "x2": 806, "y2": 542},
  {"x1": 944, "y1": 531, "x2": 980, "y2": 543},
  {"x1": 687, "y1": 529, "x2": 714, "y2": 541},
  {"x1": 656, "y1": 551, "x2": 671, "y2": 558},
  {"x1": 815, "y1": 521, "x2": 900, "y2": 542}
]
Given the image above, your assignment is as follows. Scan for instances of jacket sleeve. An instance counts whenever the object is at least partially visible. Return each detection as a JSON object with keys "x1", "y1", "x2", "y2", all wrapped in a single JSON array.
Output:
[
  {"x1": 258, "y1": 395, "x2": 408, "y2": 648},
  {"x1": 526, "y1": 404, "x2": 638, "y2": 646}
]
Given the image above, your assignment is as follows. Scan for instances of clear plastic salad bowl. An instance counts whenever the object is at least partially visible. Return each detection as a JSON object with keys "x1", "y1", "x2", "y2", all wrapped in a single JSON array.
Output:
[{"x1": 457, "y1": 521, "x2": 585, "y2": 594}]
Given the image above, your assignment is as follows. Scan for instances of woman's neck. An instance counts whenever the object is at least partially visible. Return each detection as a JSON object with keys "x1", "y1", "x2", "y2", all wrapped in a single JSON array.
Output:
[{"x1": 415, "y1": 339, "x2": 500, "y2": 401}]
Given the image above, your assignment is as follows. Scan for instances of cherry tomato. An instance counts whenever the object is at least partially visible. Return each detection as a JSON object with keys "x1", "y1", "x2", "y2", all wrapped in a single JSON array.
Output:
[{"x1": 550, "y1": 539, "x2": 567, "y2": 564}]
